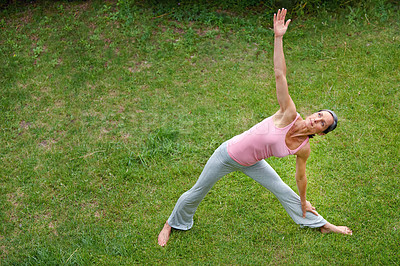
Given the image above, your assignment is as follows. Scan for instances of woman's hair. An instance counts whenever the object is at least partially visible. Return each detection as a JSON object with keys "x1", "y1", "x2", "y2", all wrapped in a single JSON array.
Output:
[{"x1": 308, "y1": 109, "x2": 338, "y2": 138}]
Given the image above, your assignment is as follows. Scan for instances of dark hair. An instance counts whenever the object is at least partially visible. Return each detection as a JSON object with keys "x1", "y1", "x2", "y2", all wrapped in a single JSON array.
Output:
[{"x1": 308, "y1": 109, "x2": 338, "y2": 138}]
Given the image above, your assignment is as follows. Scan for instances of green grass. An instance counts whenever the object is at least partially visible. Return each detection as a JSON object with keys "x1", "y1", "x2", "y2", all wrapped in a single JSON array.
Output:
[{"x1": 1, "y1": 1, "x2": 399, "y2": 264}]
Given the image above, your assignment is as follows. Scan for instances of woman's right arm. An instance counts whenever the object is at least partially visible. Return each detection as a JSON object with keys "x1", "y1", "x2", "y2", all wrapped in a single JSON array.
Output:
[{"x1": 273, "y1": 9, "x2": 296, "y2": 117}]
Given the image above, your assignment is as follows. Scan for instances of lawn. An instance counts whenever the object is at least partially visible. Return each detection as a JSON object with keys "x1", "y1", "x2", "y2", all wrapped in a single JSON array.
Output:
[{"x1": 1, "y1": 1, "x2": 399, "y2": 264}]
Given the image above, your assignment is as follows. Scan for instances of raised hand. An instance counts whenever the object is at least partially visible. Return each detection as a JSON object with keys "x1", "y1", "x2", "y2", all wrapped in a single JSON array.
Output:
[{"x1": 274, "y1": 8, "x2": 291, "y2": 37}]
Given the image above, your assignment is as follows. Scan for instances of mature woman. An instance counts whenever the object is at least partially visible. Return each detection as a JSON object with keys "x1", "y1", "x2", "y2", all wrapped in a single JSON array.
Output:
[{"x1": 158, "y1": 9, "x2": 352, "y2": 247}]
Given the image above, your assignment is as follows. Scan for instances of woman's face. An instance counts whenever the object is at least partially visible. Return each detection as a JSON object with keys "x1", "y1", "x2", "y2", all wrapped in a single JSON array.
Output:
[{"x1": 305, "y1": 111, "x2": 334, "y2": 134}]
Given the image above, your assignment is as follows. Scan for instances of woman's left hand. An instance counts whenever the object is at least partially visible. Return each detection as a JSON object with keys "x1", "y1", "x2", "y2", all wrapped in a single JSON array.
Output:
[{"x1": 301, "y1": 200, "x2": 319, "y2": 218}]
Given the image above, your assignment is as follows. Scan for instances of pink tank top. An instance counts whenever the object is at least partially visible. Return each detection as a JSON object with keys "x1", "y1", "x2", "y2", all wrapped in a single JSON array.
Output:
[{"x1": 227, "y1": 113, "x2": 309, "y2": 166}]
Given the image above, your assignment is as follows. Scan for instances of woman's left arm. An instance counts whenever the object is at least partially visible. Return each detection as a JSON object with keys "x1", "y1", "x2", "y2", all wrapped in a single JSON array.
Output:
[
  {"x1": 295, "y1": 147, "x2": 319, "y2": 218},
  {"x1": 273, "y1": 9, "x2": 295, "y2": 116}
]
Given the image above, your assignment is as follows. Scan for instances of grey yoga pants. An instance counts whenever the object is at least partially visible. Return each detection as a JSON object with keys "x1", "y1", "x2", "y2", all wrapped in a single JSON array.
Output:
[{"x1": 167, "y1": 141, "x2": 327, "y2": 230}]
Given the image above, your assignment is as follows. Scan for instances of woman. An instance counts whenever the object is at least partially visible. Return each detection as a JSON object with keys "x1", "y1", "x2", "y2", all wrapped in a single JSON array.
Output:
[{"x1": 158, "y1": 9, "x2": 352, "y2": 247}]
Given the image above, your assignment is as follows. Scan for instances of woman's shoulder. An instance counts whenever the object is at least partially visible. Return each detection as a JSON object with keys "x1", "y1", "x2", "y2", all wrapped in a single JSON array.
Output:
[
  {"x1": 272, "y1": 109, "x2": 298, "y2": 128},
  {"x1": 295, "y1": 140, "x2": 311, "y2": 158}
]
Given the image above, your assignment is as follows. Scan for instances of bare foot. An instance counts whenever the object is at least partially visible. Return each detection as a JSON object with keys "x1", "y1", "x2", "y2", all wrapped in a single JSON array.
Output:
[
  {"x1": 158, "y1": 221, "x2": 172, "y2": 247},
  {"x1": 320, "y1": 222, "x2": 352, "y2": 235}
]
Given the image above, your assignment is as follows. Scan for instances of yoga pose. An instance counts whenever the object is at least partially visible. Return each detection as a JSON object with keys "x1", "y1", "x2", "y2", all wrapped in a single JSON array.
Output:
[{"x1": 158, "y1": 9, "x2": 352, "y2": 247}]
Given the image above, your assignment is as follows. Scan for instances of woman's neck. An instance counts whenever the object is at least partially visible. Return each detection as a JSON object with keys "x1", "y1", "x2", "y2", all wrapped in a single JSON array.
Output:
[{"x1": 289, "y1": 119, "x2": 312, "y2": 138}]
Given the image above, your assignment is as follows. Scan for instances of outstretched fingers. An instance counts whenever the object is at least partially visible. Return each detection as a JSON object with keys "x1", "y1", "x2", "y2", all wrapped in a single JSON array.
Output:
[
  {"x1": 281, "y1": 8, "x2": 287, "y2": 20},
  {"x1": 274, "y1": 8, "x2": 291, "y2": 29},
  {"x1": 277, "y1": 8, "x2": 287, "y2": 21}
]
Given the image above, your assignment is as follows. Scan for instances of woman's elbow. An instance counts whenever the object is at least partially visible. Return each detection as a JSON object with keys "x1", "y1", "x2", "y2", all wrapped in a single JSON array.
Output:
[
  {"x1": 274, "y1": 69, "x2": 286, "y2": 79},
  {"x1": 295, "y1": 174, "x2": 307, "y2": 182}
]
